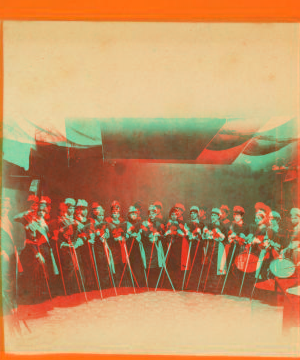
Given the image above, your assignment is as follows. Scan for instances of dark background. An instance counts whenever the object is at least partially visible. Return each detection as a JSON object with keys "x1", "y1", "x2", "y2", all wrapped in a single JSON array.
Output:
[{"x1": 2, "y1": 142, "x2": 297, "y2": 250}]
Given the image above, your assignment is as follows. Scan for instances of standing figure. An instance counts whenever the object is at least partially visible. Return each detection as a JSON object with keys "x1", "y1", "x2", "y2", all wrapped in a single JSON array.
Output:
[
  {"x1": 237, "y1": 203, "x2": 270, "y2": 297},
  {"x1": 174, "y1": 203, "x2": 185, "y2": 223},
  {"x1": 199, "y1": 208, "x2": 227, "y2": 294},
  {"x1": 257, "y1": 211, "x2": 283, "y2": 281},
  {"x1": 199, "y1": 205, "x2": 207, "y2": 225},
  {"x1": 17, "y1": 200, "x2": 58, "y2": 304},
  {"x1": 281, "y1": 208, "x2": 300, "y2": 267},
  {"x1": 220, "y1": 205, "x2": 231, "y2": 231},
  {"x1": 222, "y1": 206, "x2": 249, "y2": 296},
  {"x1": 153, "y1": 201, "x2": 167, "y2": 224},
  {"x1": 134, "y1": 201, "x2": 143, "y2": 222},
  {"x1": 74, "y1": 199, "x2": 96, "y2": 293},
  {"x1": 90, "y1": 203, "x2": 115, "y2": 291},
  {"x1": 161, "y1": 207, "x2": 185, "y2": 290},
  {"x1": 1, "y1": 197, "x2": 19, "y2": 314},
  {"x1": 106, "y1": 201, "x2": 133, "y2": 289},
  {"x1": 141, "y1": 205, "x2": 165, "y2": 289},
  {"x1": 40, "y1": 196, "x2": 52, "y2": 224},
  {"x1": 50, "y1": 198, "x2": 81, "y2": 296},
  {"x1": 126, "y1": 206, "x2": 147, "y2": 288},
  {"x1": 183, "y1": 206, "x2": 205, "y2": 291}
]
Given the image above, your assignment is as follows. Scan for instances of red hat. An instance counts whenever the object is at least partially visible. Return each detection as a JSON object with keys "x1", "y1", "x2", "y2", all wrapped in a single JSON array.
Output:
[
  {"x1": 111, "y1": 201, "x2": 121, "y2": 212},
  {"x1": 175, "y1": 203, "x2": 185, "y2": 212},
  {"x1": 220, "y1": 205, "x2": 230, "y2": 213},
  {"x1": 153, "y1": 201, "x2": 163, "y2": 210},
  {"x1": 28, "y1": 195, "x2": 39, "y2": 203},
  {"x1": 111, "y1": 200, "x2": 120, "y2": 208},
  {"x1": 41, "y1": 196, "x2": 51, "y2": 204},
  {"x1": 92, "y1": 202, "x2": 100, "y2": 209},
  {"x1": 169, "y1": 207, "x2": 177, "y2": 217},
  {"x1": 255, "y1": 202, "x2": 271, "y2": 215},
  {"x1": 233, "y1": 206, "x2": 245, "y2": 215}
]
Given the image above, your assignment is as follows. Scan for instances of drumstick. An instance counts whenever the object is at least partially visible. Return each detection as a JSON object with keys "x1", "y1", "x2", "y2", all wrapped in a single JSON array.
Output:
[
  {"x1": 154, "y1": 241, "x2": 175, "y2": 291},
  {"x1": 196, "y1": 240, "x2": 210, "y2": 292},
  {"x1": 202, "y1": 241, "x2": 216, "y2": 293},
  {"x1": 102, "y1": 241, "x2": 118, "y2": 296},
  {"x1": 87, "y1": 242, "x2": 103, "y2": 299},
  {"x1": 68, "y1": 240, "x2": 88, "y2": 303},
  {"x1": 147, "y1": 239, "x2": 156, "y2": 281},
  {"x1": 66, "y1": 241, "x2": 83, "y2": 296},
  {"x1": 238, "y1": 245, "x2": 252, "y2": 297},
  {"x1": 119, "y1": 237, "x2": 136, "y2": 287},
  {"x1": 221, "y1": 242, "x2": 237, "y2": 295},
  {"x1": 155, "y1": 241, "x2": 172, "y2": 291},
  {"x1": 121, "y1": 240, "x2": 137, "y2": 293},
  {"x1": 55, "y1": 242, "x2": 67, "y2": 296},
  {"x1": 250, "y1": 254, "x2": 265, "y2": 299},
  {"x1": 185, "y1": 239, "x2": 201, "y2": 288},
  {"x1": 37, "y1": 250, "x2": 53, "y2": 302}
]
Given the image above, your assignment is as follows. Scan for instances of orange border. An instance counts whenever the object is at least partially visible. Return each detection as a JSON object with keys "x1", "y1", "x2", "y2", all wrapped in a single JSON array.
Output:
[
  {"x1": 0, "y1": 1, "x2": 300, "y2": 360},
  {"x1": 0, "y1": 0, "x2": 300, "y2": 21}
]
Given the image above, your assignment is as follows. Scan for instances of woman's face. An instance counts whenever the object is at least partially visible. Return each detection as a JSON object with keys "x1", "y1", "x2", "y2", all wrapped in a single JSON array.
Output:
[
  {"x1": 67, "y1": 205, "x2": 75, "y2": 216},
  {"x1": 291, "y1": 215, "x2": 299, "y2": 227},
  {"x1": 76, "y1": 207, "x2": 87, "y2": 218},
  {"x1": 93, "y1": 207, "x2": 104, "y2": 221},
  {"x1": 112, "y1": 210, "x2": 120, "y2": 220},
  {"x1": 149, "y1": 210, "x2": 156, "y2": 221},
  {"x1": 37, "y1": 208, "x2": 46, "y2": 219},
  {"x1": 190, "y1": 211, "x2": 198, "y2": 221},
  {"x1": 234, "y1": 214, "x2": 242, "y2": 223},
  {"x1": 211, "y1": 213, "x2": 219, "y2": 223},
  {"x1": 255, "y1": 213, "x2": 264, "y2": 225},
  {"x1": 129, "y1": 212, "x2": 138, "y2": 221},
  {"x1": 170, "y1": 212, "x2": 177, "y2": 222}
]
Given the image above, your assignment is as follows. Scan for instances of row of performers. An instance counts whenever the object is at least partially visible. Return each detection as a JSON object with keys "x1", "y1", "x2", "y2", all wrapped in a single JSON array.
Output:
[{"x1": 2, "y1": 197, "x2": 300, "y2": 308}]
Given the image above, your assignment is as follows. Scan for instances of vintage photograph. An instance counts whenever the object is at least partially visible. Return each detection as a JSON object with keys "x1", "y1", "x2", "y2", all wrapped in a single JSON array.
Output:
[{"x1": 1, "y1": 22, "x2": 299, "y2": 356}]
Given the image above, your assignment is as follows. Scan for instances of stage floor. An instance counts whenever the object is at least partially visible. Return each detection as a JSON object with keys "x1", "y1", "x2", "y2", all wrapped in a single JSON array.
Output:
[{"x1": 4, "y1": 289, "x2": 300, "y2": 357}]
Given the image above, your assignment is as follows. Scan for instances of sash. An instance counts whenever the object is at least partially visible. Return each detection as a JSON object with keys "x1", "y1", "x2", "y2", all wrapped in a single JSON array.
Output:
[
  {"x1": 104, "y1": 242, "x2": 115, "y2": 274},
  {"x1": 156, "y1": 241, "x2": 165, "y2": 268},
  {"x1": 217, "y1": 241, "x2": 228, "y2": 275},
  {"x1": 138, "y1": 240, "x2": 147, "y2": 269}
]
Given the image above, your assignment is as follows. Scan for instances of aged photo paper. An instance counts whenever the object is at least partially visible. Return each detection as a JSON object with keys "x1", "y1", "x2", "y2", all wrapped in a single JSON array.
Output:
[{"x1": 1, "y1": 21, "x2": 300, "y2": 357}]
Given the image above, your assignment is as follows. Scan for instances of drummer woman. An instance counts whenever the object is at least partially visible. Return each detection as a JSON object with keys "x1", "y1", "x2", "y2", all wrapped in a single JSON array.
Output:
[
  {"x1": 257, "y1": 211, "x2": 284, "y2": 281},
  {"x1": 199, "y1": 208, "x2": 227, "y2": 294},
  {"x1": 222, "y1": 206, "x2": 249, "y2": 296},
  {"x1": 239, "y1": 203, "x2": 270, "y2": 297},
  {"x1": 105, "y1": 201, "x2": 132, "y2": 289},
  {"x1": 140, "y1": 205, "x2": 165, "y2": 289},
  {"x1": 89, "y1": 203, "x2": 114, "y2": 290},
  {"x1": 269, "y1": 208, "x2": 300, "y2": 294},
  {"x1": 161, "y1": 206, "x2": 186, "y2": 290},
  {"x1": 281, "y1": 208, "x2": 300, "y2": 267},
  {"x1": 125, "y1": 206, "x2": 147, "y2": 288}
]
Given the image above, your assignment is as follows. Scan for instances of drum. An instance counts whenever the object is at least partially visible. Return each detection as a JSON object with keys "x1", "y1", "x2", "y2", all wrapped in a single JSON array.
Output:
[
  {"x1": 234, "y1": 251, "x2": 259, "y2": 273},
  {"x1": 269, "y1": 258, "x2": 295, "y2": 279}
]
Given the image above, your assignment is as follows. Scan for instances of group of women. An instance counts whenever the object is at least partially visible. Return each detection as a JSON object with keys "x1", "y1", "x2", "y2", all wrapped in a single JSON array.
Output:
[{"x1": 1, "y1": 195, "x2": 300, "y2": 312}]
